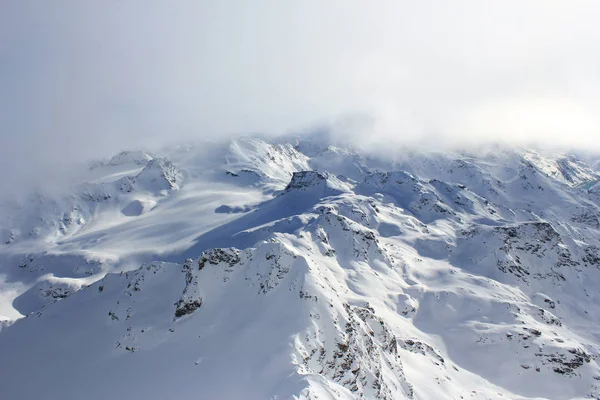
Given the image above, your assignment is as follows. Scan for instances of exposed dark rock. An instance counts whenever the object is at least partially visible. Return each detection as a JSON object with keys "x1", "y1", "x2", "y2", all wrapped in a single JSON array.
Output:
[{"x1": 174, "y1": 299, "x2": 203, "y2": 318}]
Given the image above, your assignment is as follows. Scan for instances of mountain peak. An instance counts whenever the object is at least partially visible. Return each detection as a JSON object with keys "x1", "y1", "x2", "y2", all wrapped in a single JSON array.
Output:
[
  {"x1": 283, "y1": 170, "x2": 348, "y2": 196},
  {"x1": 1, "y1": 137, "x2": 600, "y2": 399},
  {"x1": 285, "y1": 170, "x2": 328, "y2": 189},
  {"x1": 134, "y1": 158, "x2": 183, "y2": 192}
]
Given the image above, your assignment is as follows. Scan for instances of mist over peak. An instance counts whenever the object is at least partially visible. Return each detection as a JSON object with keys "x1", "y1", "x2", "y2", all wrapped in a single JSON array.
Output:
[{"x1": 2, "y1": 1, "x2": 600, "y2": 198}]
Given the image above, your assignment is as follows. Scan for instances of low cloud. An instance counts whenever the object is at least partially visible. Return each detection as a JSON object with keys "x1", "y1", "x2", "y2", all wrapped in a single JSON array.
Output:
[{"x1": 1, "y1": 1, "x2": 599, "y2": 195}]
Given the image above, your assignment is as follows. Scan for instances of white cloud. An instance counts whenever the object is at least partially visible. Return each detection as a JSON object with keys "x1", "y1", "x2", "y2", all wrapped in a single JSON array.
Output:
[{"x1": 1, "y1": 0, "x2": 599, "y2": 192}]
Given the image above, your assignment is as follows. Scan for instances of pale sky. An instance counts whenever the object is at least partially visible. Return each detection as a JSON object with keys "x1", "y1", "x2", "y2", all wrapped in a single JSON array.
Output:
[{"x1": 1, "y1": 1, "x2": 600, "y2": 190}]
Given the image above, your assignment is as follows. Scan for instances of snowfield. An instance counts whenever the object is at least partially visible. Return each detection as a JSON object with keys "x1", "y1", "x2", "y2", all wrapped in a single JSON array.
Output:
[{"x1": 1, "y1": 136, "x2": 600, "y2": 399}]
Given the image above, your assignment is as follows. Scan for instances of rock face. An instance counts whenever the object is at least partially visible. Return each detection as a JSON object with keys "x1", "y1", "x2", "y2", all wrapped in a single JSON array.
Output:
[
  {"x1": 285, "y1": 171, "x2": 329, "y2": 191},
  {"x1": 1, "y1": 137, "x2": 600, "y2": 399},
  {"x1": 283, "y1": 171, "x2": 346, "y2": 197}
]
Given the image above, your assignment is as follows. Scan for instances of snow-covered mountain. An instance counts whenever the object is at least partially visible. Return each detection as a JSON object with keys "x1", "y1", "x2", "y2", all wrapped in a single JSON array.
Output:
[{"x1": 1, "y1": 136, "x2": 600, "y2": 400}]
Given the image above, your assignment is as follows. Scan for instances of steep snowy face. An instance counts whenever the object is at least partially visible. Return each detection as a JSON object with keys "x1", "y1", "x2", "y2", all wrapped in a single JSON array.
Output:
[
  {"x1": 0, "y1": 155, "x2": 183, "y2": 249},
  {"x1": 221, "y1": 137, "x2": 311, "y2": 188},
  {"x1": 1, "y1": 137, "x2": 600, "y2": 400},
  {"x1": 132, "y1": 158, "x2": 184, "y2": 192},
  {"x1": 355, "y1": 171, "x2": 501, "y2": 225},
  {"x1": 523, "y1": 151, "x2": 600, "y2": 188}
]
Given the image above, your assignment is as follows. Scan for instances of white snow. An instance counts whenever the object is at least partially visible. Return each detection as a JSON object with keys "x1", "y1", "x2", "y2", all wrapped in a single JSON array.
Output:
[{"x1": 1, "y1": 136, "x2": 600, "y2": 399}]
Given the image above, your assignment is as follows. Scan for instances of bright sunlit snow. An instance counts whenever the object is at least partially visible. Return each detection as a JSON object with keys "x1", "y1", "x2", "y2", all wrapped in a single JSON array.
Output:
[{"x1": 1, "y1": 136, "x2": 600, "y2": 399}]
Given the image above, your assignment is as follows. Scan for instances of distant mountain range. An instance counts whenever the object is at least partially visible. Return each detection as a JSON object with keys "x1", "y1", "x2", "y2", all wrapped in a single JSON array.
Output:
[{"x1": 1, "y1": 136, "x2": 600, "y2": 399}]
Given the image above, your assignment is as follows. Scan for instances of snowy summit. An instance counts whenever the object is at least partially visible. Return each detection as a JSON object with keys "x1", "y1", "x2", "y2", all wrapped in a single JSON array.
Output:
[{"x1": 0, "y1": 136, "x2": 600, "y2": 400}]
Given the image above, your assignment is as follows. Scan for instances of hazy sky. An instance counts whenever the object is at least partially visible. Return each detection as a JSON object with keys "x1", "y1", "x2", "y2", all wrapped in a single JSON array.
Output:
[{"x1": 1, "y1": 1, "x2": 600, "y2": 190}]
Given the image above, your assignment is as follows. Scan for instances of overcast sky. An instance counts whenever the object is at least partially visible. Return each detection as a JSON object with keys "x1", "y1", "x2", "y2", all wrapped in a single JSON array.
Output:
[{"x1": 1, "y1": 1, "x2": 600, "y2": 190}]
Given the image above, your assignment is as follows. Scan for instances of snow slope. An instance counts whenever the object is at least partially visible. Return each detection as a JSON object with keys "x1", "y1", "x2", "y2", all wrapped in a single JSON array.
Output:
[{"x1": 1, "y1": 136, "x2": 600, "y2": 399}]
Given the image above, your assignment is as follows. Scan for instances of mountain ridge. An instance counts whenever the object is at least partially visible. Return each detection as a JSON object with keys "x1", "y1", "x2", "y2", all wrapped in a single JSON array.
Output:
[{"x1": 1, "y1": 136, "x2": 600, "y2": 399}]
